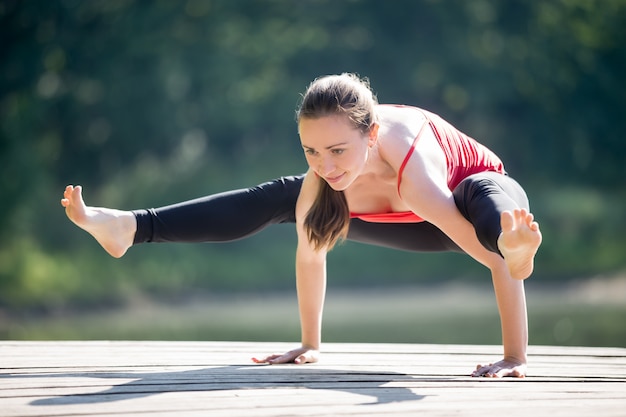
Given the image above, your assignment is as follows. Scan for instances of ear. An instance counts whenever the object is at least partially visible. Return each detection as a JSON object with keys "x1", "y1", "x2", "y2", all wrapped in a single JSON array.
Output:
[{"x1": 368, "y1": 123, "x2": 379, "y2": 148}]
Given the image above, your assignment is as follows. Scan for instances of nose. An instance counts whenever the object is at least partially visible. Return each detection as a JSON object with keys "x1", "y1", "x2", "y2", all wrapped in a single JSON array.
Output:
[{"x1": 318, "y1": 155, "x2": 335, "y2": 176}]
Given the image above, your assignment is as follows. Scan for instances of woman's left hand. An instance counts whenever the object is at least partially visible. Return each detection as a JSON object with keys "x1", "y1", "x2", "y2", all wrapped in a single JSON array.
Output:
[
  {"x1": 252, "y1": 346, "x2": 320, "y2": 365},
  {"x1": 471, "y1": 358, "x2": 527, "y2": 378}
]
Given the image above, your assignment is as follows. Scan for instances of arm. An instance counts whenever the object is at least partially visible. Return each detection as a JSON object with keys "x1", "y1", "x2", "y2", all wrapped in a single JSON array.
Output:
[
  {"x1": 253, "y1": 171, "x2": 327, "y2": 364},
  {"x1": 295, "y1": 222, "x2": 327, "y2": 353},
  {"x1": 389, "y1": 127, "x2": 528, "y2": 377}
]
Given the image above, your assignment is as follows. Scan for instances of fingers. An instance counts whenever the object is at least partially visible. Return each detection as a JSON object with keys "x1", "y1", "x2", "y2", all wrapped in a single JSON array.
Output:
[
  {"x1": 471, "y1": 361, "x2": 527, "y2": 378},
  {"x1": 252, "y1": 349, "x2": 319, "y2": 365},
  {"x1": 293, "y1": 354, "x2": 308, "y2": 364},
  {"x1": 251, "y1": 353, "x2": 294, "y2": 364},
  {"x1": 256, "y1": 353, "x2": 309, "y2": 365},
  {"x1": 251, "y1": 354, "x2": 279, "y2": 364},
  {"x1": 472, "y1": 363, "x2": 500, "y2": 378},
  {"x1": 471, "y1": 363, "x2": 492, "y2": 377},
  {"x1": 252, "y1": 353, "x2": 298, "y2": 364}
]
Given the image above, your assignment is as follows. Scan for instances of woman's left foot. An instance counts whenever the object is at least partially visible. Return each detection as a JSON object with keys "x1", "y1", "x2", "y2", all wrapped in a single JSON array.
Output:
[{"x1": 497, "y1": 209, "x2": 542, "y2": 280}]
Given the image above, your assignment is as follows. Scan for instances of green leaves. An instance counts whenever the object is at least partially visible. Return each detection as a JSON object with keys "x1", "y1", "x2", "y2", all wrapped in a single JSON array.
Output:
[{"x1": 1, "y1": 0, "x2": 625, "y2": 312}]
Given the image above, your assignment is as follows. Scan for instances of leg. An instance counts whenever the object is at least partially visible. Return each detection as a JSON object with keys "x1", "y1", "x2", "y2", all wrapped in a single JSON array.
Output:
[
  {"x1": 133, "y1": 175, "x2": 303, "y2": 244},
  {"x1": 347, "y1": 201, "x2": 529, "y2": 377},
  {"x1": 347, "y1": 219, "x2": 463, "y2": 253},
  {"x1": 62, "y1": 175, "x2": 304, "y2": 257},
  {"x1": 453, "y1": 172, "x2": 541, "y2": 279}
]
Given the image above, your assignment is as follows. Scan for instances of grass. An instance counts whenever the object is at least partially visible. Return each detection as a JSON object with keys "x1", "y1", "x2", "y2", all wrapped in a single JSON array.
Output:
[{"x1": 2, "y1": 278, "x2": 625, "y2": 348}]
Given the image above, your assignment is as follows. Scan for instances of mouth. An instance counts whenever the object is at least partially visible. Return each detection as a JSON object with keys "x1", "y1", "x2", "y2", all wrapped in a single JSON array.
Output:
[{"x1": 324, "y1": 173, "x2": 345, "y2": 185}]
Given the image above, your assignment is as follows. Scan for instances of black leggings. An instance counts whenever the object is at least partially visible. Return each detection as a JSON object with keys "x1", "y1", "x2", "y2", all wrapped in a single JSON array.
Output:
[{"x1": 133, "y1": 172, "x2": 529, "y2": 255}]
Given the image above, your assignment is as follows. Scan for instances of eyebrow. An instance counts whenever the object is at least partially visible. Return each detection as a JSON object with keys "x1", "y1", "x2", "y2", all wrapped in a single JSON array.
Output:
[{"x1": 302, "y1": 142, "x2": 348, "y2": 151}]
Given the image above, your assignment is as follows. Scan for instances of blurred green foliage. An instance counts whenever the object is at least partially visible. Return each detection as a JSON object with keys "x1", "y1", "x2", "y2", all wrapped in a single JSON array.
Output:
[{"x1": 1, "y1": 0, "x2": 625, "y2": 313}]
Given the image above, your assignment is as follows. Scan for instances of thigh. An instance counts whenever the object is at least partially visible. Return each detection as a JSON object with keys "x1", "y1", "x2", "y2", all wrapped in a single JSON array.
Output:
[{"x1": 347, "y1": 219, "x2": 463, "y2": 253}]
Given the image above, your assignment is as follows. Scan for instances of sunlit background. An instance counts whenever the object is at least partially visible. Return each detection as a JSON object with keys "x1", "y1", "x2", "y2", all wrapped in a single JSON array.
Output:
[{"x1": 1, "y1": 0, "x2": 625, "y2": 347}]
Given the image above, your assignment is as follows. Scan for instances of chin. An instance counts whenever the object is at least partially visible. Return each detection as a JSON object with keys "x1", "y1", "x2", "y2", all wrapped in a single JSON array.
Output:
[
  {"x1": 328, "y1": 183, "x2": 349, "y2": 192},
  {"x1": 326, "y1": 177, "x2": 353, "y2": 191}
]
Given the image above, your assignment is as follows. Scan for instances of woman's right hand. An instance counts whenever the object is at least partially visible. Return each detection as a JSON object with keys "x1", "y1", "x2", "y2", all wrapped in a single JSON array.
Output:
[{"x1": 252, "y1": 346, "x2": 320, "y2": 365}]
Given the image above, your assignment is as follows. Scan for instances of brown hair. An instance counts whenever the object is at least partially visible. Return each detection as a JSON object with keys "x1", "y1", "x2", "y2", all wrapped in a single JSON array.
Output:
[{"x1": 296, "y1": 73, "x2": 378, "y2": 250}]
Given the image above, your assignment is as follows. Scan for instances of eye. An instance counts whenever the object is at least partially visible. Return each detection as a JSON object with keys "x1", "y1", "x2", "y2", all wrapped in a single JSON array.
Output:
[
  {"x1": 304, "y1": 148, "x2": 318, "y2": 156},
  {"x1": 331, "y1": 148, "x2": 344, "y2": 155}
]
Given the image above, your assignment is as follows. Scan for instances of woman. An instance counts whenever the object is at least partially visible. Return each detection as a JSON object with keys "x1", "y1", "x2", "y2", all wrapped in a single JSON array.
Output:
[{"x1": 61, "y1": 73, "x2": 542, "y2": 377}]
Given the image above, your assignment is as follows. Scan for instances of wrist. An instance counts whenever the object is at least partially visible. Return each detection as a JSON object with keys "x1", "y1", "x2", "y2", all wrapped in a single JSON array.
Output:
[
  {"x1": 503, "y1": 354, "x2": 527, "y2": 365},
  {"x1": 301, "y1": 341, "x2": 320, "y2": 351}
]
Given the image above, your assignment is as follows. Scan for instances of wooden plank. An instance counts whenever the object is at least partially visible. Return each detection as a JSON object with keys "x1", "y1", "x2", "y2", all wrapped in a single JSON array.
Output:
[{"x1": 1, "y1": 341, "x2": 625, "y2": 417}]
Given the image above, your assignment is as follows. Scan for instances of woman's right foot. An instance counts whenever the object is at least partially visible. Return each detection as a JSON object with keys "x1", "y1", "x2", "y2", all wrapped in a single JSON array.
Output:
[
  {"x1": 497, "y1": 208, "x2": 542, "y2": 280},
  {"x1": 61, "y1": 185, "x2": 137, "y2": 258}
]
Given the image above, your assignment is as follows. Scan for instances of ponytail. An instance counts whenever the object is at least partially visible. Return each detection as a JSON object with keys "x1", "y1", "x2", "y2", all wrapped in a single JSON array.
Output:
[{"x1": 304, "y1": 179, "x2": 350, "y2": 251}]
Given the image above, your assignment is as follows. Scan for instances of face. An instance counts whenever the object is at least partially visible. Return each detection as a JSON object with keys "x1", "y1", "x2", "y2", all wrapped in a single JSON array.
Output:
[{"x1": 299, "y1": 115, "x2": 376, "y2": 191}]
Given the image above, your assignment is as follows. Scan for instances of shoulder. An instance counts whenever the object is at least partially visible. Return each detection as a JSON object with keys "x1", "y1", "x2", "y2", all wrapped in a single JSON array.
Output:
[
  {"x1": 376, "y1": 104, "x2": 428, "y2": 125},
  {"x1": 376, "y1": 106, "x2": 429, "y2": 172}
]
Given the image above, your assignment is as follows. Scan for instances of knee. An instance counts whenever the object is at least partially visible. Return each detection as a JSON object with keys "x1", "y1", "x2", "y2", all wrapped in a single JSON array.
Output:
[{"x1": 453, "y1": 175, "x2": 499, "y2": 220}]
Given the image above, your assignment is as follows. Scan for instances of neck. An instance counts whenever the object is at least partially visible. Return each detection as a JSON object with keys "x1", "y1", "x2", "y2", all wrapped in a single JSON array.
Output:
[{"x1": 352, "y1": 143, "x2": 395, "y2": 189}]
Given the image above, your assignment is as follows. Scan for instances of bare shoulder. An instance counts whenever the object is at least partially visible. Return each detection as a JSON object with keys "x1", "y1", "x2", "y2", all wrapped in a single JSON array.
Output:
[
  {"x1": 376, "y1": 106, "x2": 448, "y2": 194},
  {"x1": 376, "y1": 105, "x2": 428, "y2": 171}
]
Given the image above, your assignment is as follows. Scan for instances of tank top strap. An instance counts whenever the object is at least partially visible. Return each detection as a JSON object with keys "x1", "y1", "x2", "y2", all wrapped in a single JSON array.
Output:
[{"x1": 397, "y1": 120, "x2": 428, "y2": 198}]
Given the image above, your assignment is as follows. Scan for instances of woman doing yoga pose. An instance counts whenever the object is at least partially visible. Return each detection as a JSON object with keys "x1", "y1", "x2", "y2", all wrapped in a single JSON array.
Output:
[{"x1": 62, "y1": 73, "x2": 542, "y2": 377}]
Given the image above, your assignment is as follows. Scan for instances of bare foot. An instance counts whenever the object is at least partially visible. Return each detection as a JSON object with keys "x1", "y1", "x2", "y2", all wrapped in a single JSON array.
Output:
[
  {"x1": 497, "y1": 209, "x2": 542, "y2": 280},
  {"x1": 61, "y1": 185, "x2": 137, "y2": 258}
]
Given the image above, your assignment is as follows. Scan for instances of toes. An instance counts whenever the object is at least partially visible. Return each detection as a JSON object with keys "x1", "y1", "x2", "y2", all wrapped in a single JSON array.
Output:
[
  {"x1": 502, "y1": 208, "x2": 539, "y2": 233},
  {"x1": 64, "y1": 185, "x2": 81, "y2": 201},
  {"x1": 500, "y1": 210, "x2": 514, "y2": 232},
  {"x1": 64, "y1": 185, "x2": 73, "y2": 199},
  {"x1": 71, "y1": 185, "x2": 85, "y2": 206},
  {"x1": 520, "y1": 210, "x2": 536, "y2": 228},
  {"x1": 524, "y1": 211, "x2": 534, "y2": 224},
  {"x1": 62, "y1": 185, "x2": 75, "y2": 207}
]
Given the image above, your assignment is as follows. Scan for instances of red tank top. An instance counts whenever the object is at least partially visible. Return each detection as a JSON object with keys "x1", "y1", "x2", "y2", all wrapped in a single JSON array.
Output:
[{"x1": 350, "y1": 106, "x2": 505, "y2": 223}]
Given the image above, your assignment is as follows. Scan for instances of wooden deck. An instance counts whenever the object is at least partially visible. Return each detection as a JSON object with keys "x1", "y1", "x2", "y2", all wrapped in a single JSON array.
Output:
[{"x1": 1, "y1": 341, "x2": 625, "y2": 416}]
